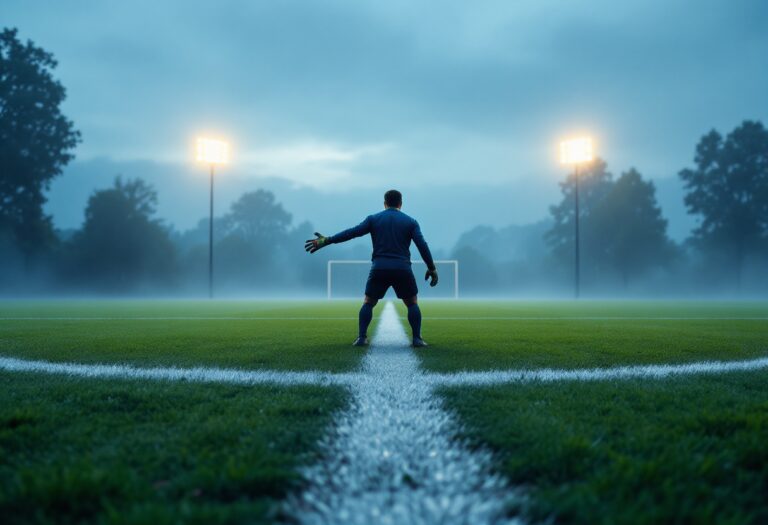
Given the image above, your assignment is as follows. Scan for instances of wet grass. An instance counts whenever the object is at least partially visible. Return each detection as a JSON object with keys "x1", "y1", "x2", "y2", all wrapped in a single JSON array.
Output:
[
  {"x1": 409, "y1": 300, "x2": 768, "y2": 372},
  {"x1": 441, "y1": 371, "x2": 768, "y2": 524},
  {"x1": 4, "y1": 298, "x2": 767, "y2": 524},
  {"x1": 0, "y1": 371, "x2": 345, "y2": 525},
  {"x1": 418, "y1": 301, "x2": 768, "y2": 523},
  {"x1": 0, "y1": 300, "x2": 367, "y2": 372},
  {"x1": 0, "y1": 300, "x2": 363, "y2": 523}
]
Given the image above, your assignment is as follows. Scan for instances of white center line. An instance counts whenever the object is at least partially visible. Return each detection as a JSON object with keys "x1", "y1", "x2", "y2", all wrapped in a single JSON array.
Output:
[
  {"x1": 0, "y1": 317, "x2": 359, "y2": 321},
  {"x1": 430, "y1": 357, "x2": 768, "y2": 387},
  {"x1": 0, "y1": 356, "x2": 352, "y2": 386},
  {"x1": 423, "y1": 317, "x2": 768, "y2": 321},
  {"x1": 287, "y1": 302, "x2": 521, "y2": 525},
  {"x1": 3, "y1": 354, "x2": 768, "y2": 387},
  {"x1": 2, "y1": 316, "x2": 766, "y2": 321}
]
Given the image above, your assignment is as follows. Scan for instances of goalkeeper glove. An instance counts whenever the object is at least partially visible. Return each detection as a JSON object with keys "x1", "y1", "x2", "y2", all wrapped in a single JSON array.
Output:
[
  {"x1": 425, "y1": 268, "x2": 438, "y2": 287},
  {"x1": 304, "y1": 232, "x2": 330, "y2": 253}
]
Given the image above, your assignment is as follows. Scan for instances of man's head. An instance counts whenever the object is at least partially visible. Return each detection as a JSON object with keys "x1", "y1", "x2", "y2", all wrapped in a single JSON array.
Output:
[{"x1": 384, "y1": 189, "x2": 402, "y2": 209}]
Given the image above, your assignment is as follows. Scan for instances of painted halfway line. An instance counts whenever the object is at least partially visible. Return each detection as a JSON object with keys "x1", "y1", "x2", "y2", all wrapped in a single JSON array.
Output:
[
  {"x1": 0, "y1": 317, "x2": 361, "y2": 321},
  {"x1": 0, "y1": 356, "x2": 352, "y2": 386},
  {"x1": 2, "y1": 355, "x2": 768, "y2": 387},
  {"x1": 2, "y1": 316, "x2": 767, "y2": 321},
  {"x1": 288, "y1": 301, "x2": 520, "y2": 524},
  {"x1": 430, "y1": 356, "x2": 768, "y2": 386},
  {"x1": 424, "y1": 316, "x2": 768, "y2": 321}
]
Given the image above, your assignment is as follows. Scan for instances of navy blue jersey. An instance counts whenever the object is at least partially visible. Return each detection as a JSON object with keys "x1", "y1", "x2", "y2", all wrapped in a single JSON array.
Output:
[{"x1": 327, "y1": 208, "x2": 435, "y2": 271}]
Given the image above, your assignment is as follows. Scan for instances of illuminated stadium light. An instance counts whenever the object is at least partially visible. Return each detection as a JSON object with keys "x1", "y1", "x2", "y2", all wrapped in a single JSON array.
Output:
[
  {"x1": 194, "y1": 136, "x2": 230, "y2": 299},
  {"x1": 559, "y1": 136, "x2": 594, "y2": 165},
  {"x1": 558, "y1": 135, "x2": 595, "y2": 300},
  {"x1": 196, "y1": 138, "x2": 230, "y2": 165}
]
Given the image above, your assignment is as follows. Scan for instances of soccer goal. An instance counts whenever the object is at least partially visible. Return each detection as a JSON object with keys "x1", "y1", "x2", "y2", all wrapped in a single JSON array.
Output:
[{"x1": 327, "y1": 260, "x2": 459, "y2": 300}]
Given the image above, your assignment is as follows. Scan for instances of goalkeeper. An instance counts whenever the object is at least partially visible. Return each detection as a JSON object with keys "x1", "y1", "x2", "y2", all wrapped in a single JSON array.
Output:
[{"x1": 304, "y1": 189, "x2": 438, "y2": 347}]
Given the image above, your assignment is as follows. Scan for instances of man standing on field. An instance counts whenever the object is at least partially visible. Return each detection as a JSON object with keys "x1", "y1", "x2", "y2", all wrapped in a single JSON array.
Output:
[{"x1": 304, "y1": 189, "x2": 438, "y2": 347}]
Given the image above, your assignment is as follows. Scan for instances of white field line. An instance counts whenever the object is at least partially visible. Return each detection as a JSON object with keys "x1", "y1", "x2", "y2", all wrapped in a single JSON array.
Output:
[
  {"x1": 0, "y1": 317, "x2": 359, "y2": 321},
  {"x1": 3, "y1": 316, "x2": 766, "y2": 322},
  {"x1": 2, "y1": 354, "x2": 768, "y2": 389},
  {"x1": 430, "y1": 357, "x2": 768, "y2": 387},
  {"x1": 3, "y1": 317, "x2": 768, "y2": 524},
  {"x1": 0, "y1": 356, "x2": 351, "y2": 386},
  {"x1": 423, "y1": 317, "x2": 768, "y2": 321},
  {"x1": 288, "y1": 302, "x2": 521, "y2": 525}
]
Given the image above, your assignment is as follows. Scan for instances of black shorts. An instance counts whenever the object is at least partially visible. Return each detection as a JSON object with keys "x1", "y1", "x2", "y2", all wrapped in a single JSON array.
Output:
[{"x1": 365, "y1": 269, "x2": 418, "y2": 300}]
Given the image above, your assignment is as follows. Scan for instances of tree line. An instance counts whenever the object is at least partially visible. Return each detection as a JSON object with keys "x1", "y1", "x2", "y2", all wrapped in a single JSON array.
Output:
[
  {"x1": 56, "y1": 179, "x2": 323, "y2": 294},
  {"x1": 454, "y1": 120, "x2": 768, "y2": 295},
  {"x1": 0, "y1": 28, "x2": 330, "y2": 294},
  {"x1": 2, "y1": 28, "x2": 767, "y2": 296}
]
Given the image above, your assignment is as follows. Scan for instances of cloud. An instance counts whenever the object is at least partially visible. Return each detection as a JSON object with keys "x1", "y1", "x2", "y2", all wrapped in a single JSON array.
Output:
[
  {"x1": 5, "y1": 0, "x2": 768, "y2": 203},
  {"x1": 239, "y1": 141, "x2": 395, "y2": 188}
]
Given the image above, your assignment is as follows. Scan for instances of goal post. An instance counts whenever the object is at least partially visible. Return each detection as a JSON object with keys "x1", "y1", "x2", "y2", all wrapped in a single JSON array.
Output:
[{"x1": 327, "y1": 260, "x2": 459, "y2": 300}]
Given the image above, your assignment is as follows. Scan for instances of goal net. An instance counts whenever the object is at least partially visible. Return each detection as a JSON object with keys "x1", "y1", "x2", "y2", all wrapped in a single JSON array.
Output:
[{"x1": 327, "y1": 260, "x2": 459, "y2": 299}]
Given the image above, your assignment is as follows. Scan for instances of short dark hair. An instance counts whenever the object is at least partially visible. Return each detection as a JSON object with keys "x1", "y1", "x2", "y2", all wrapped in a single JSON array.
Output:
[{"x1": 384, "y1": 189, "x2": 402, "y2": 208}]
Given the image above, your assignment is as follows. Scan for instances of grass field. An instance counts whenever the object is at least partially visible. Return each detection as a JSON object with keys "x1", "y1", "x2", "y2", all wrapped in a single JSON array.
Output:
[
  {"x1": 0, "y1": 300, "x2": 361, "y2": 523},
  {"x1": 0, "y1": 300, "x2": 367, "y2": 371},
  {"x1": 413, "y1": 301, "x2": 768, "y2": 524},
  {"x1": 442, "y1": 371, "x2": 768, "y2": 524},
  {"x1": 402, "y1": 300, "x2": 768, "y2": 371},
  {"x1": 0, "y1": 373, "x2": 344, "y2": 525},
  {"x1": 2, "y1": 299, "x2": 768, "y2": 524}
]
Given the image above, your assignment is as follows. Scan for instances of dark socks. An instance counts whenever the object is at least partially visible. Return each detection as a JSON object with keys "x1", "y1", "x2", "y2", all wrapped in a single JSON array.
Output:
[
  {"x1": 407, "y1": 303, "x2": 422, "y2": 340},
  {"x1": 358, "y1": 303, "x2": 374, "y2": 338}
]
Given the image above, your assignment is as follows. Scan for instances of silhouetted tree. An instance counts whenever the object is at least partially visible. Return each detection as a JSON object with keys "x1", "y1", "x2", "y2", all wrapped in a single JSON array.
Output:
[
  {"x1": 216, "y1": 190, "x2": 293, "y2": 288},
  {"x1": 66, "y1": 177, "x2": 176, "y2": 291},
  {"x1": 224, "y1": 189, "x2": 292, "y2": 244},
  {"x1": 175, "y1": 216, "x2": 229, "y2": 252},
  {"x1": 176, "y1": 189, "x2": 296, "y2": 291},
  {"x1": 547, "y1": 160, "x2": 674, "y2": 288},
  {"x1": 288, "y1": 220, "x2": 324, "y2": 288},
  {"x1": 0, "y1": 28, "x2": 80, "y2": 260},
  {"x1": 455, "y1": 221, "x2": 550, "y2": 263},
  {"x1": 451, "y1": 246, "x2": 498, "y2": 293},
  {"x1": 679, "y1": 120, "x2": 768, "y2": 286},
  {"x1": 594, "y1": 168, "x2": 675, "y2": 287}
]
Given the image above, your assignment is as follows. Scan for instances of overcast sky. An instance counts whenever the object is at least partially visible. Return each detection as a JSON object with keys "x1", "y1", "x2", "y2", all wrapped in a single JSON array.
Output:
[{"x1": 5, "y1": 0, "x2": 768, "y2": 247}]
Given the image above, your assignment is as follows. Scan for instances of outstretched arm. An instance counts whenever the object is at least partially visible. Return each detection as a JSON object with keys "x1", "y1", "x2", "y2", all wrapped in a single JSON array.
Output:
[
  {"x1": 327, "y1": 216, "x2": 372, "y2": 245},
  {"x1": 412, "y1": 221, "x2": 438, "y2": 287},
  {"x1": 304, "y1": 217, "x2": 372, "y2": 253}
]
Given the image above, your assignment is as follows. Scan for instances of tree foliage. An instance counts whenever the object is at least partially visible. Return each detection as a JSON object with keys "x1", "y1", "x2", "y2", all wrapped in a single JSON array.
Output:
[
  {"x1": 224, "y1": 189, "x2": 292, "y2": 244},
  {"x1": 215, "y1": 190, "x2": 293, "y2": 287},
  {"x1": 679, "y1": 120, "x2": 768, "y2": 282},
  {"x1": 595, "y1": 169, "x2": 674, "y2": 286},
  {"x1": 0, "y1": 28, "x2": 80, "y2": 257},
  {"x1": 66, "y1": 178, "x2": 176, "y2": 291},
  {"x1": 451, "y1": 245, "x2": 498, "y2": 291},
  {"x1": 547, "y1": 159, "x2": 674, "y2": 287},
  {"x1": 174, "y1": 189, "x2": 301, "y2": 291}
]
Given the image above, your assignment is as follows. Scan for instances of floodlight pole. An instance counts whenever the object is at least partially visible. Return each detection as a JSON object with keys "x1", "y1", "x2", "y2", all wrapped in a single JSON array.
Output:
[
  {"x1": 208, "y1": 164, "x2": 214, "y2": 299},
  {"x1": 573, "y1": 164, "x2": 580, "y2": 299}
]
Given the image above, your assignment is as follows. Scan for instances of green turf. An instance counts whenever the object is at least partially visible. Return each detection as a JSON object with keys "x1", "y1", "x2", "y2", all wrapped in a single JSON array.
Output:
[
  {"x1": 0, "y1": 300, "x2": 368, "y2": 372},
  {"x1": 0, "y1": 371, "x2": 345, "y2": 525},
  {"x1": 408, "y1": 300, "x2": 768, "y2": 319},
  {"x1": 0, "y1": 299, "x2": 363, "y2": 319},
  {"x1": 408, "y1": 301, "x2": 768, "y2": 372},
  {"x1": 441, "y1": 371, "x2": 768, "y2": 525},
  {"x1": 3, "y1": 299, "x2": 768, "y2": 524}
]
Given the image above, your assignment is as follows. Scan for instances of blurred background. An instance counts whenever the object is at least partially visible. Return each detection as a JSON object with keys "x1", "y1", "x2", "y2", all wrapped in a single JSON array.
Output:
[{"x1": 1, "y1": 0, "x2": 767, "y2": 297}]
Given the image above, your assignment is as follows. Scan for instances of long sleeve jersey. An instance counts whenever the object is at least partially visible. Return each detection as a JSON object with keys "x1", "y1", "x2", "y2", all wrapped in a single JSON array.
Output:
[{"x1": 327, "y1": 208, "x2": 435, "y2": 271}]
